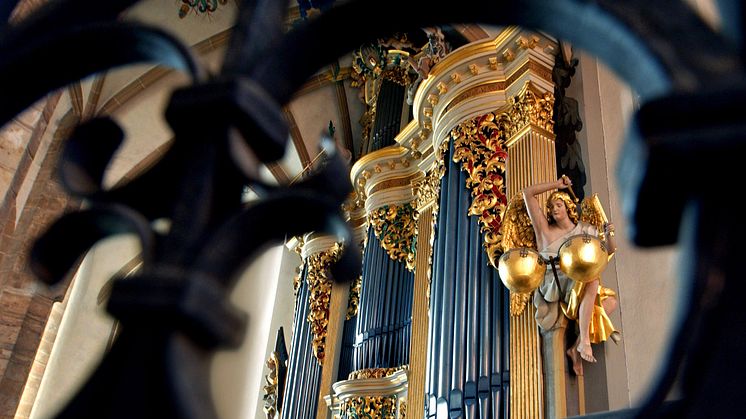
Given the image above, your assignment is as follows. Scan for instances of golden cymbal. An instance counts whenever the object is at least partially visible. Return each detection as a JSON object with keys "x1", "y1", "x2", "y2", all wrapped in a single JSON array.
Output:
[
  {"x1": 558, "y1": 233, "x2": 608, "y2": 283},
  {"x1": 498, "y1": 247, "x2": 546, "y2": 293}
]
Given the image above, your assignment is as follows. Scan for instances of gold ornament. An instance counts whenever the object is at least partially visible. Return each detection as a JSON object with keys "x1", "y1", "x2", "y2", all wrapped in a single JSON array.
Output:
[
  {"x1": 451, "y1": 113, "x2": 509, "y2": 265},
  {"x1": 342, "y1": 396, "x2": 398, "y2": 419},
  {"x1": 369, "y1": 203, "x2": 418, "y2": 271},
  {"x1": 348, "y1": 365, "x2": 408, "y2": 380},
  {"x1": 346, "y1": 275, "x2": 362, "y2": 320},
  {"x1": 557, "y1": 234, "x2": 609, "y2": 283},
  {"x1": 497, "y1": 247, "x2": 546, "y2": 294},
  {"x1": 306, "y1": 244, "x2": 343, "y2": 364}
]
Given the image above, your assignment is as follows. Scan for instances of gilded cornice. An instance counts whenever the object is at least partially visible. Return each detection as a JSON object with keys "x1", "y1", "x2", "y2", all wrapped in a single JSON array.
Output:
[
  {"x1": 406, "y1": 28, "x2": 557, "y2": 175},
  {"x1": 348, "y1": 365, "x2": 408, "y2": 381},
  {"x1": 368, "y1": 203, "x2": 418, "y2": 271},
  {"x1": 325, "y1": 368, "x2": 408, "y2": 418},
  {"x1": 368, "y1": 174, "x2": 421, "y2": 197},
  {"x1": 414, "y1": 26, "x2": 521, "y2": 109},
  {"x1": 350, "y1": 146, "x2": 420, "y2": 211},
  {"x1": 451, "y1": 113, "x2": 509, "y2": 265},
  {"x1": 305, "y1": 243, "x2": 343, "y2": 365}
]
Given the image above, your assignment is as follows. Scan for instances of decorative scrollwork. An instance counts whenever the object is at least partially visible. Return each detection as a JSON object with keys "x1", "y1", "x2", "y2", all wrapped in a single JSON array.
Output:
[
  {"x1": 292, "y1": 236, "x2": 305, "y2": 296},
  {"x1": 369, "y1": 203, "x2": 418, "y2": 271},
  {"x1": 426, "y1": 141, "x2": 449, "y2": 303},
  {"x1": 348, "y1": 365, "x2": 408, "y2": 380},
  {"x1": 262, "y1": 353, "x2": 280, "y2": 418},
  {"x1": 306, "y1": 243, "x2": 344, "y2": 364},
  {"x1": 346, "y1": 275, "x2": 362, "y2": 320},
  {"x1": 452, "y1": 113, "x2": 509, "y2": 265},
  {"x1": 413, "y1": 168, "x2": 440, "y2": 211},
  {"x1": 342, "y1": 395, "x2": 398, "y2": 419}
]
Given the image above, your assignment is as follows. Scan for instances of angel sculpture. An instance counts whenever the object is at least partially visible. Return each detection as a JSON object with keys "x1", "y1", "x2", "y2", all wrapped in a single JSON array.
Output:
[{"x1": 497, "y1": 176, "x2": 620, "y2": 376}]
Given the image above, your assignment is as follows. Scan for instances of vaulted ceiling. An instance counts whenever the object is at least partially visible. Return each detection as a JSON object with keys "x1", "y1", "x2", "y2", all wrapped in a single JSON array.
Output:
[{"x1": 0, "y1": 0, "x2": 498, "y2": 204}]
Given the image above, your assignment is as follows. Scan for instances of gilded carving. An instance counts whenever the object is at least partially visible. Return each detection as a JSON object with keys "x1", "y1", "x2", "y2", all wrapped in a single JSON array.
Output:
[
  {"x1": 348, "y1": 365, "x2": 408, "y2": 380},
  {"x1": 497, "y1": 195, "x2": 538, "y2": 317},
  {"x1": 425, "y1": 141, "x2": 449, "y2": 302},
  {"x1": 399, "y1": 399, "x2": 407, "y2": 419},
  {"x1": 443, "y1": 82, "x2": 503, "y2": 114},
  {"x1": 346, "y1": 275, "x2": 362, "y2": 320},
  {"x1": 498, "y1": 86, "x2": 555, "y2": 140},
  {"x1": 413, "y1": 172, "x2": 439, "y2": 211},
  {"x1": 359, "y1": 107, "x2": 375, "y2": 152},
  {"x1": 306, "y1": 243, "x2": 343, "y2": 364},
  {"x1": 369, "y1": 203, "x2": 418, "y2": 271},
  {"x1": 497, "y1": 195, "x2": 537, "y2": 254},
  {"x1": 510, "y1": 292, "x2": 532, "y2": 317},
  {"x1": 292, "y1": 237, "x2": 305, "y2": 296},
  {"x1": 451, "y1": 113, "x2": 509, "y2": 266},
  {"x1": 382, "y1": 66, "x2": 414, "y2": 87},
  {"x1": 342, "y1": 396, "x2": 398, "y2": 419},
  {"x1": 262, "y1": 352, "x2": 282, "y2": 418}
]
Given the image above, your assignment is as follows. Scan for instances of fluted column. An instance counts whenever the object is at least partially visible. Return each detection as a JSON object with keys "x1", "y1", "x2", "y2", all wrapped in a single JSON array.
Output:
[{"x1": 407, "y1": 167, "x2": 442, "y2": 419}]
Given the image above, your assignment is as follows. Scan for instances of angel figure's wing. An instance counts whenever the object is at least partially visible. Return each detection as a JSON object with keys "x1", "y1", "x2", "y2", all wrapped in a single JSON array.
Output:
[
  {"x1": 496, "y1": 194, "x2": 537, "y2": 316},
  {"x1": 496, "y1": 194, "x2": 537, "y2": 256},
  {"x1": 579, "y1": 193, "x2": 608, "y2": 241}
]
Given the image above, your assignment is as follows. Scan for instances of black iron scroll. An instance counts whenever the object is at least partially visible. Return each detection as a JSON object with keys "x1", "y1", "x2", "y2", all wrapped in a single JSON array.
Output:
[{"x1": 1, "y1": 0, "x2": 745, "y2": 418}]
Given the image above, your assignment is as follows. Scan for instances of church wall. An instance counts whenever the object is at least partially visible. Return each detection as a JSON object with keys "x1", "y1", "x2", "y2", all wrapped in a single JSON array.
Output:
[
  {"x1": 252, "y1": 246, "x2": 299, "y2": 419},
  {"x1": 29, "y1": 236, "x2": 138, "y2": 419},
  {"x1": 573, "y1": 51, "x2": 681, "y2": 408},
  {"x1": 211, "y1": 245, "x2": 286, "y2": 419}
]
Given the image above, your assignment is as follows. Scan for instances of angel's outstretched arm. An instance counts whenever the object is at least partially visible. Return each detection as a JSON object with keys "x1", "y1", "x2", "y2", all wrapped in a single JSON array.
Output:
[{"x1": 522, "y1": 176, "x2": 570, "y2": 235}]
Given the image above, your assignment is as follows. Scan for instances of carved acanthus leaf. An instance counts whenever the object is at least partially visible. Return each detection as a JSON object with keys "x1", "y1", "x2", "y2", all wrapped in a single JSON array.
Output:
[
  {"x1": 452, "y1": 113, "x2": 509, "y2": 265},
  {"x1": 369, "y1": 203, "x2": 418, "y2": 271},
  {"x1": 346, "y1": 275, "x2": 362, "y2": 320},
  {"x1": 306, "y1": 243, "x2": 343, "y2": 365},
  {"x1": 499, "y1": 88, "x2": 555, "y2": 140},
  {"x1": 348, "y1": 365, "x2": 408, "y2": 380},
  {"x1": 342, "y1": 396, "x2": 398, "y2": 418}
]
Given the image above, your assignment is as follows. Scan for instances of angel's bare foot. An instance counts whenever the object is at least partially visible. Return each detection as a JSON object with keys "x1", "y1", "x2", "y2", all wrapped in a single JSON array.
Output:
[
  {"x1": 577, "y1": 342, "x2": 596, "y2": 363},
  {"x1": 567, "y1": 345, "x2": 583, "y2": 376}
]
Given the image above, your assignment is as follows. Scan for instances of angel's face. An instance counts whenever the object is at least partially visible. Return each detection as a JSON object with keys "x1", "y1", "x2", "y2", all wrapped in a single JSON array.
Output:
[{"x1": 550, "y1": 199, "x2": 568, "y2": 221}]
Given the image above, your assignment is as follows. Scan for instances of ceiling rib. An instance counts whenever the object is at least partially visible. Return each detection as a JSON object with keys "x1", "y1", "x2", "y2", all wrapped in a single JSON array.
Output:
[
  {"x1": 266, "y1": 162, "x2": 291, "y2": 184},
  {"x1": 84, "y1": 74, "x2": 106, "y2": 120},
  {"x1": 332, "y1": 64, "x2": 354, "y2": 159},
  {"x1": 283, "y1": 107, "x2": 311, "y2": 166}
]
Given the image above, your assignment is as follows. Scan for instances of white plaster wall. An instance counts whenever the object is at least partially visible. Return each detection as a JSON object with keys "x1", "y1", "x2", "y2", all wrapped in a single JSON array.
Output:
[
  {"x1": 30, "y1": 235, "x2": 140, "y2": 419},
  {"x1": 211, "y1": 245, "x2": 285, "y2": 419},
  {"x1": 574, "y1": 51, "x2": 682, "y2": 408},
  {"x1": 252, "y1": 245, "x2": 301, "y2": 419}
]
